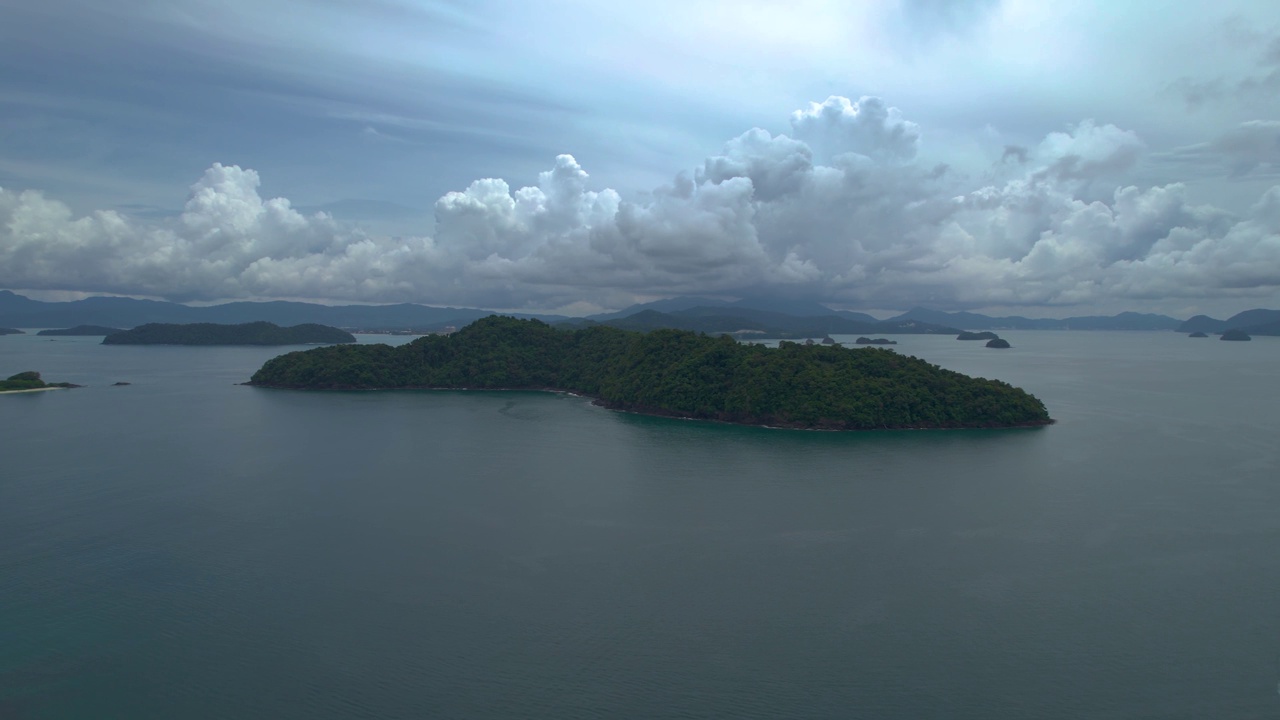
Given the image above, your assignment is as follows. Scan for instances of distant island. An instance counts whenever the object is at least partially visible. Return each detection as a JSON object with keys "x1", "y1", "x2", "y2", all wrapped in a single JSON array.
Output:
[
  {"x1": 248, "y1": 316, "x2": 1052, "y2": 431},
  {"x1": 957, "y1": 331, "x2": 999, "y2": 341},
  {"x1": 855, "y1": 337, "x2": 897, "y2": 345},
  {"x1": 1, "y1": 371, "x2": 80, "y2": 392},
  {"x1": 1188, "y1": 331, "x2": 1208, "y2": 338},
  {"x1": 1220, "y1": 329, "x2": 1252, "y2": 342},
  {"x1": 37, "y1": 325, "x2": 125, "y2": 336},
  {"x1": 103, "y1": 322, "x2": 357, "y2": 346},
  {"x1": 986, "y1": 338, "x2": 1012, "y2": 349},
  {"x1": 1, "y1": 327, "x2": 22, "y2": 335}
]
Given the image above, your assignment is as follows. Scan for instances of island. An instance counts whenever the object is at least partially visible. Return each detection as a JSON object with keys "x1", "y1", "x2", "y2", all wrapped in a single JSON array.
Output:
[
  {"x1": 1188, "y1": 331, "x2": 1208, "y2": 338},
  {"x1": 957, "y1": 331, "x2": 999, "y2": 341},
  {"x1": 103, "y1": 321, "x2": 357, "y2": 346},
  {"x1": 247, "y1": 316, "x2": 1053, "y2": 430},
  {"x1": 37, "y1": 325, "x2": 125, "y2": 336},
  {"x1": 1, "y1": 371, "x2": 80, "y2": 393},
  {"x1": 1220, "y1": 329, "x2": 1252, "y2": 342},
  {"x1": 1, "y1": 328, "x2": 23, "y2": 335},
  {"x1": 985, "y1": 338, "x2": 1012, "y2": 349},
  {"x1": 855, "y1": 337, "x2": 897, "y2": 345}
]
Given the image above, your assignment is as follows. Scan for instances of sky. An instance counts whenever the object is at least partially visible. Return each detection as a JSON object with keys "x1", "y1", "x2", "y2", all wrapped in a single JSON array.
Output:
[{"x1": 2, "y1": 0, "x2": 1280, "y2": 317}]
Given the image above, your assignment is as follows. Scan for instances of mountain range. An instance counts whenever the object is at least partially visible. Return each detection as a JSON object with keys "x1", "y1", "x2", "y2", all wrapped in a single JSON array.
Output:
[
  {"x1": 0, "y1": 290, "x2": 565, "y2": 331},
  {"x1": 3, "y1": 289, "x2": 1277, "y2": 337},
  {"x1": 573, "y1": 307, "x2": 960, "y2": 338},
  {"x1": 1177, "y1": 309, "x2": 1280, "y2": 336}
]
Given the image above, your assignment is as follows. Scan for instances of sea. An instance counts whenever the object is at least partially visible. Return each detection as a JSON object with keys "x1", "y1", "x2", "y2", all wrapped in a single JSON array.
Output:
[{"x1": 1, "y1": 330, "x2": 1278, "y2": 719}]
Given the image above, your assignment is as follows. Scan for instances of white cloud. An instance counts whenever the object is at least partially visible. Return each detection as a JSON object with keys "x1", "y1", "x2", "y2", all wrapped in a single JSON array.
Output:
[
  {"x1": 3, "y1": 96, "x2": 1280, "y2": 312},
  {"x1": 789, "y1": 96, "x2": 922, "y2": 162}
]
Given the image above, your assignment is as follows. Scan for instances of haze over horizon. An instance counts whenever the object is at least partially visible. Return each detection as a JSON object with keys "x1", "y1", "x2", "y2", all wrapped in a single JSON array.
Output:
[{"x1": 3, "y1": 1, "x2": 1280, "y2": 318}]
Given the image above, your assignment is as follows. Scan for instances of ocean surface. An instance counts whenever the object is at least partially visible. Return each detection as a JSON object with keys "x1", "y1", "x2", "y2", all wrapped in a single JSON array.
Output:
[{"x1": 1, "y1": 330, "x2": 1278, "y2": 719}]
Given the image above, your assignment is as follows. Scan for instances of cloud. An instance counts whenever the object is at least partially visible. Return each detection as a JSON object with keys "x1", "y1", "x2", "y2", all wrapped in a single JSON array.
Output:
[
  {"x1": 789, "y1": 96, "x2": 921, "y2": 162},
  {"x1": 1153, "y1": 120, "x2": 1280, "y2": 179},
  {"x1": 1034, "y1": 120, "x2": 1144, "y2": 182},
  {"x1": 1001, "y1": 145, "x2": 1028, "y2": 164},
  {"x1": 1172, "y1": 30, "x2": 1280, "y2": 109},
  {"x1": 3, "y1": 96, "x2": 1280, "y2": 312}
]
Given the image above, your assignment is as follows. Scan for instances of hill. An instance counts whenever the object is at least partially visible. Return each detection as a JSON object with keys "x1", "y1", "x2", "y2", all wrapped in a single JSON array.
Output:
[
  {"x1": 1, "y1": 327, "x2": 23, "y2": 335},
  {"x1": 1176, "y1": 309, "x2": 1280, "y2": 334},
  {"x1": 248, "y1": 316, "x2": 1052, "y2": 431},
  {"x1": 103, "y1": 322, "x2": 357, "y2": 346},
  {"x1": 1242, "y1": 321, "x2": 1280, "y2": 336},
  {"x1": 0, "y1": 371, "x2": 79, "y2": 392},
  {"x1": 37, "y1": 325, "x2": 125, "y2": 336}
]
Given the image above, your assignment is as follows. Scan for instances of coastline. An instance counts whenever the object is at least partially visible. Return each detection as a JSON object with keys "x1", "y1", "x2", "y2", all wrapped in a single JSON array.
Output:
[
  {"x1": 243, "y1": 382, "x2": 1054, "y2": 431},
  {"x1": 0, "y1": 387, "x2": 69, "y2": 395}
]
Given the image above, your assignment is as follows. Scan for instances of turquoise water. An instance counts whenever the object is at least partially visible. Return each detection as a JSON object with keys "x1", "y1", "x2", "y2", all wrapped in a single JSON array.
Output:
[{"x1": 2, "y1": 331, "x2": 1278, "y2": 718}]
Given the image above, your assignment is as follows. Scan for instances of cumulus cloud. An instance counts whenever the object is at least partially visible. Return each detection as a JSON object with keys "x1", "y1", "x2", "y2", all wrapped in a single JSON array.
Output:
[
  {"x1": 789, "y1": 96, "x2": 921, "y2": 162},
  {"x1": 1034, "y1": 119, "x2": 1143, "y2": 182},
  {"x1": 3, "y1": 96, "x2": 1280, "y2": 311}
]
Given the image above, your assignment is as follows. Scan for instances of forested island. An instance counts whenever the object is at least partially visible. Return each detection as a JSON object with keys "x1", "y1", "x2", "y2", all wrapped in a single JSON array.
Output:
[
  {"x1": 1, "y1": 327, "x2": 22, "y2": 335},
  {"x1": 103, "y1": 322, "x2": 356, "y2": 346},
  {"x1": 957, "y1": 331, "x2": 999, "y2": 341},
  {"x1": 248, "y1": 316, "x2": 1052, "y2": 430},
  {"x1": 986, "y1": 338, "x2": 1012, "y2": 349},
  {"x1": 1, "y1": 371, "x2": 79, "y2": 392},
  {"x1": 1220, "y1": 329, "x2": 1252, "y2": 341},
  {"x1": 855, "y1": 337, "x2": 897, "y2": 345},
  {"x1": 37, "y1": 325, "x2": 124, "y2": 336}
]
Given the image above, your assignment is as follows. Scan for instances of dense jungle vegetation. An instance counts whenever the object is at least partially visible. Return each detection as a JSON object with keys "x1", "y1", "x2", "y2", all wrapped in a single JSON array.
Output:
[
  {"x1": 249, "y1": 316, "x2": 1052, "y2": 430},
  {"x1": 104, "y1": 322, "x2": 356, "y2": 346}
]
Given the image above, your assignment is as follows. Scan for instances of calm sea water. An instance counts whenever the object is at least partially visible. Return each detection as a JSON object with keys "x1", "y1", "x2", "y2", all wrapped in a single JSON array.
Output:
[{"x1": 2, "y1": 330, "x2": 1278, "y2": 719}]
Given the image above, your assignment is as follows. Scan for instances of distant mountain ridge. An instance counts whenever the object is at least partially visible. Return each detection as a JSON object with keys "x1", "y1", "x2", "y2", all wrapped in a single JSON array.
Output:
[
  {"x1": 6, "y1": 289, "x2": 1276, "y2": 336},
  {"x1": 591, "y1": 301, "x2": 1187, "y2": 332},
  {"x1": 587, "y1": 296, "x2": 878, "y2": 324},
  {"x1": 0, "y1": 290, "x2": 566, "y2": 331},
  {"x1": 889, "y1": 307, "x2": 1184, "y2": 331},
  {"x1": 569, "y1": 306, "x2": 960, "y2": 338},
  {"x1": 1177, "y1": 309, "x2": 1280, "y2": 336}
]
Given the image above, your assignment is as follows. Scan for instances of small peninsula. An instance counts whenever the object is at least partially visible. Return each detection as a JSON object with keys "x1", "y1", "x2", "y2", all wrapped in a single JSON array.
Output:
[
  {"x1": 1, "y1": 327, "x2": 23, "y2": 335},
  {"x1": 103, "y1": 321, "x2": 356, "y2": 346},
  {"x1": 986, "y1": 338, "x2": 1011, "y2": 349},
  {"x1": 1220, "y1": 329, "x2": 1252, "y2": 341},
  {"x1": 855, "y1": 337, "x2": 897, "y2": 345},
  {"x1": 248, "y1": 316, "x2": 1052, "y2": 431},
  {"x1": 1, "y1": 371, "x2": 80, "y2": 393},
  {"x1": 957, "y1": 331, "x2": 999, "y2": 341},
  {"x1": 38, "y1": 325, "x2": 125, "y2": 336}
]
